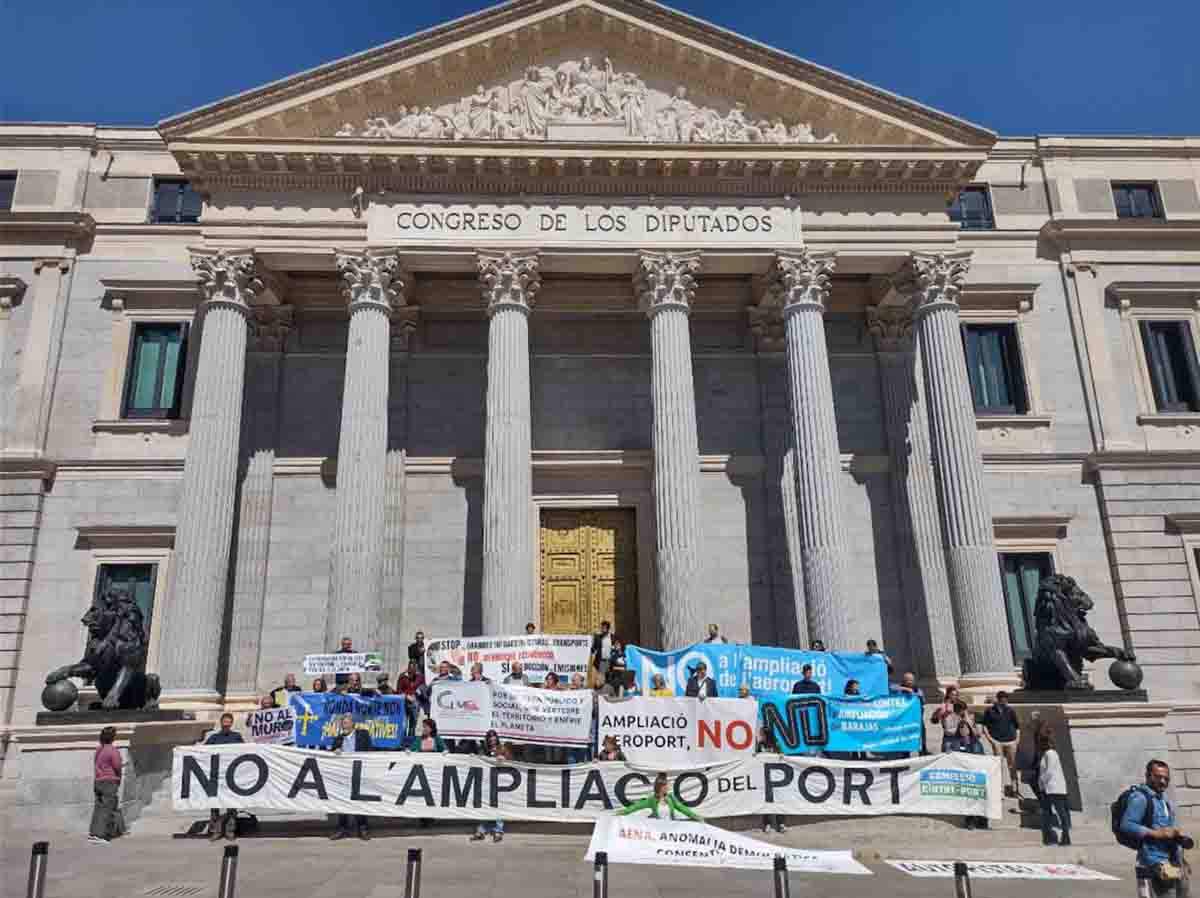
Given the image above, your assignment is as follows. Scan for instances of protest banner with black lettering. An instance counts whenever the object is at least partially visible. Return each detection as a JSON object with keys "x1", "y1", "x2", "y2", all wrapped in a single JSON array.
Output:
[
  {"x1": 760, "y1": 693, "x2": 922, "y2": 755},
  {"x1": 244, "y1": 706, "x2": 295, "y2": 745},
  {"x1": 624, "y1": 643, "x2": 888, "y2": 699},
  {"x1": 302, "y1": 652, "x2": 384, "y2": 676},
  {"x1": 172, "y1": 745, "x2": 1000, "y2": 821},
  {"x1": 886, "y1": 861, "x2": 1119, "y2": 881},
  {"x1": 288, "y1": 692, "x2": 407, "y2": 749},
  {"x1": 432, "y1": 681, "x2": 591, "y2": 746},
  {"x1": 596, "y1": 696, "x2": 758, "y2": 766},
  {"x1": 424, "y1": 635, "x2": 590, "y2": 686},
  {"x1": 586, "y1": 817, "x2": 871, "y2": 874}
]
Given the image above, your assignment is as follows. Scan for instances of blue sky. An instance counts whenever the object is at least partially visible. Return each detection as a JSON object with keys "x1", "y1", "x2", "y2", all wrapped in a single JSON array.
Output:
[{"x1": 4, "y1": 0, "x2": 1197, "y2": 135}]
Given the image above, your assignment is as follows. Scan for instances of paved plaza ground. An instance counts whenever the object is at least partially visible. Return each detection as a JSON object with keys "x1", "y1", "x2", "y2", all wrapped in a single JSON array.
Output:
[{"x1": 1, "y1": 812, "x2": 1150, "y2": 898}]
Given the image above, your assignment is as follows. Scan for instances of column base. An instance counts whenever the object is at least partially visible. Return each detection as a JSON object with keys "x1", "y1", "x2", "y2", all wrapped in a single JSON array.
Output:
[
  {"x1": 158, "y1": 688, "x2": 226, "y2": 718},
  {"x1": 957, "y1": 670, "x2": 1022, "y2": 704},
  {"x1": 222, "y1": 691, "x2": 262, "y2": 713}
]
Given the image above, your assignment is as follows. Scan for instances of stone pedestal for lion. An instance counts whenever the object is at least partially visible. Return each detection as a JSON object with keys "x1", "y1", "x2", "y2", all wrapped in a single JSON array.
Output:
[{"x1": 3, "y1": 717, "x2": 212, "y2": 834}]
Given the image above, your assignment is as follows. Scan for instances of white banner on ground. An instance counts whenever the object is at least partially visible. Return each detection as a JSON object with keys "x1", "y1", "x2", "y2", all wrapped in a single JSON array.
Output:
[
  {"x1": 586, "y1": 816, "x2": 871, "y2": 874},
  {"x1": 597, "y1": 696, "x2": 758, "y2": 767},
  {"x1": 432, "y1": 681, "x2": 592, "y2": 746},
  {"x1": 424, "y1": 635, "x2": 591, "y2": 685},
  {"x1": 172, "y1": 745, "x2": 1001, "y2": 821},
  {"x1": 886, "y1": 860, "x2": 1119, "y2": 881},
  {"x1": 244, "y1": 707, "x2": 295, "y2": 745},
  {"x1": 302, "y1": 653, "x2": 383, "y2": 676}
]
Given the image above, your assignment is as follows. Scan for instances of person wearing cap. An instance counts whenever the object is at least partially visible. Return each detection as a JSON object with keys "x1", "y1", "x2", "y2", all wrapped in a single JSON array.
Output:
[{"x1": 375, "y1": 673, "x2": 394, "y2": 695}]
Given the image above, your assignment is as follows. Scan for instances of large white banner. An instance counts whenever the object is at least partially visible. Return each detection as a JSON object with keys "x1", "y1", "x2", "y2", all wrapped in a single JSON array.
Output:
[
  {"x1": 424, "y1": 635, "x2": 591, "y2": 686},
  {"x1": 586, "y1": 817, "x2": 870, "y2": 874},
  {"x1": 886, "y1": 861, "x2": 1119, "y2": 881},
  {"x1": 172, "y1": 745, "x2": 1001, "y2": 822},
  {"x1": 432, "y1": 681, "x2": 592, "y2": 746},
  {"x1": 597, "y1": 696, "x2": 758, "y2": 767}
]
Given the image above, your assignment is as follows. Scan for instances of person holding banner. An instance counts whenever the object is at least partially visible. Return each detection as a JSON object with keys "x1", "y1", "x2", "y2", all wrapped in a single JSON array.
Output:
[
  {"x1": 684, "y1": 661, "x2": 717, "y2": 699},
  {"x1": 591, "y1": 621, "x2": 613, "y2": 687},
  {"x1": 328, "y1": 714, "x2": 373, "y2": 841},
  {"x1": 617, "y1": 773, "x2": 702, "y2": 822},
  {"x1": 408, "y1": 717, "x2": 447, "y2": 753},
  {"x1": 311, "y1": 677, "x2": 328, "y2": 693},
  {"x1": 334, "y1": 636, "x2": 355, "y2": 688},
  {"x1": 757, "y1": 725, "x2": 787, "y2": 834},
  {"x1": 397, "y1": 662, "x2": 424, "y2": 741},
  {"x1": 471, "y1": 731, "x2": 507, "y2": 843},
  {"x1": 596, "y1": 735, "x2": 625, "y2": 762}
]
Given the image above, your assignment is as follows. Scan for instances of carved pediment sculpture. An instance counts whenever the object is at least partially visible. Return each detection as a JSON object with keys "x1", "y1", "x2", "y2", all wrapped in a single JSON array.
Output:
[{"x1": 332, "y1": 56, "x2": 838, "y2": 145}]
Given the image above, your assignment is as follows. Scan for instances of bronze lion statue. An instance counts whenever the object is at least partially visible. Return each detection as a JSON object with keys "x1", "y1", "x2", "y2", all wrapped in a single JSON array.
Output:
[
  {"x1": 45, "y1": 586, "x2": 161, "y2": 710},
  {"x1": 1021, "y1": 573, "x2": 1134, "y2": 691}
]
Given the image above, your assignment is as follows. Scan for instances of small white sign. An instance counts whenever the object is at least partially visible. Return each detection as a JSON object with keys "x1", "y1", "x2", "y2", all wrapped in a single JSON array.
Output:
[
  {"x1": 886, "y1": 860, "x2": 1120, "y2": 881},
  {"x1": 368, "y1": 200, "x2": 802, "y2": 248},
  {"x1": 302, "y1": 652, "x2": 384, "y2": 676},
  {"x1": 244, "y1": 707, "x2": 295, "y2": 745}
]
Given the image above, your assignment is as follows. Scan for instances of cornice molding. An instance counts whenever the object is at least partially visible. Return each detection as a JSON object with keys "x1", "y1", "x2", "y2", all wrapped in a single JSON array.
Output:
[
  {"x1": 100, "y1": 277, "x2": 200, "y2": 311},
  {"x1": 1041, "y1": 219, "x2": 1200, "y2": 250},
  {"x1": 0, "y1": 211, "x2": 95, "y2": 245}
]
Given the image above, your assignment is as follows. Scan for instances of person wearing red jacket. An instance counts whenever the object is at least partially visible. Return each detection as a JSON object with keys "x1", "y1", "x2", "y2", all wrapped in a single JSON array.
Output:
[{"x1": 397, "y1": 661, "x2": 425, "y2": 742}]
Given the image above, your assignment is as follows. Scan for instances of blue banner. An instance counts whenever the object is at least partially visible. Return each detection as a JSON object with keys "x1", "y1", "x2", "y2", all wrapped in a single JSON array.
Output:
[
  {"x1": 760, "y1": 692, "x2": 923, "y2": 755},
  {"x1": 288, "y1": 692, "x2": 409, "y2": 750},
  {"x1": 624, "y1": 643, "x2": 888, "y2": 699}
]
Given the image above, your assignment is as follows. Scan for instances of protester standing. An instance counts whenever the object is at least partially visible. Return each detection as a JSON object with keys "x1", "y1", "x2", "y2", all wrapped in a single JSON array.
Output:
[
  {"x1": 791, "y1": 664, "x2": 820, "y2": 695},
  {"x1": 204, "y1": 713, "x2": 244, "y2": 841},
  {"x1": 596, "y1": 735, "x2": 626, "y2": 762},
  {"x1": 271, "y1": 673, "x2": 301, "y2": 708},
  {"x1": 617, "y1": 773, "x2": 702, "y2": 821},
  {"x1": 471, "y1": 731, "x2": 507, "y2": 843},
  {"x1": 865, "y1": 639, "x2": 894, "y2": 675},
  {"x1": 525, "y1": 622, "x2": 537, "y2": 635},
  {"x1": 89, "y1": 726, "x2": 122, "y2": 844},
  {"x1": 648, "y1": 674, "x2": 672, "y2": 697},
  {"x1": 334, "y1": 636, "x2": 355, "y2": 688},
  {"x1": 1121, "y1": 759, "x2": 1193, "y2": 896},
  {"x1": 329, "y1": 714, "x2": 372, "y2": 841},
  {"x1": 1036, "y1": 730, "x2": 1070, "y2": 846},
  {"x1": 375, "y1": 673, "x2": 394, "y2": 695},
  {"x1": 704, "y1": 623, "x2": 728, "y2": 644},
  {"x1": 932, "y1": 685, "x2": 968, "y2": 752},
  {"x1": 592, "y1": 621, "x2": 613, "y2": 687},
  {"x1": 894, "y1": 672, "x2": 927, "y2": 755},
  {"x1": 397, "y1": 662, "x2": 424, "y2": 741},
  {"x1": 684, "y1": 660, "x2": 717, "y2": 699},
  {"x1": 810, "y1": 640, "x2": 826, "y2": 652},
  {"x1": 311, "y1": 677, "x2": 328, "y2": 693},
  {"x1": 947, "y1": 719, "x2": 989, "y2": 831},
  {"x1": 408, "y1": 631, "x2": 426, "y2": 673},
  {"x1": 982, "y1": 690, "x2": 1022, "y2": 797},
  {"x1": 504, "y1": 660, "x2": 530, "y2": 686},
  {"x1": 409, "y1": 718, "x2": 447, "y2": 753}
]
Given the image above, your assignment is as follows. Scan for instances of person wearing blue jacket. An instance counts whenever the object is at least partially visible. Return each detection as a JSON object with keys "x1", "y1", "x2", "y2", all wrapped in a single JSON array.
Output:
[{"x1": 1121, "y1": 759, "x2": 1192, "y2": 896}]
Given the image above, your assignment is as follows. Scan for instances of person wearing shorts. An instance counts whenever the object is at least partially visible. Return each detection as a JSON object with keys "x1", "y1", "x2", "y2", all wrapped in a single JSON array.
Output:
[{"x1": 981, "y1": 690, "x2": 1021, "y2": 798}]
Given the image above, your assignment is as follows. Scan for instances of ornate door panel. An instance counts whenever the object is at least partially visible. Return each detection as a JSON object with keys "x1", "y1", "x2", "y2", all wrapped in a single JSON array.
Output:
[{"x1": 539, "y1": 508, "x2": 638, "y2": 638}]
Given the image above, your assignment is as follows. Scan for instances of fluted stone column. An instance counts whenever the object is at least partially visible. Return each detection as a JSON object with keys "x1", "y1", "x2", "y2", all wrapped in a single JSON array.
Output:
[
  {"x1": 910, "y1": 251, "x2": 1012, "y2": 676},
  {"x1": 0, "y1": 277, "x2": 27, "y2": 451},
  {"x1": 636, "y1": 251, "x2": 703, "y2": 650},
  {"x1": 765, "y1": 251, "x2": 850, "y2": 649},
  {"x1": 479, "y1": 251, "x2": 540, "y2": 636},
  {"x1": 327, "y1": 251, "x2": 408, "y2": 649},
  {"x1": 159, "y1": 250, "x2": 258, "y2": 698},
  {"x1": 868, "y1": 305, "x2": 960, "y2": 679}
]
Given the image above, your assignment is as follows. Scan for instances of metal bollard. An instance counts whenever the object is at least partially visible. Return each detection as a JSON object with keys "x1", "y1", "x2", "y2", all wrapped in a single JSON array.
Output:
[
  {"x1": 953, "y1": 861, "x2": 973, "y2": 898},
  {"x1": 593, "y1": 851, "x2": 609, "y2": 898},
  {"x1": 217, "y1": 845, "x2": 239, "y2": 898},
  {"x1": 26, "y1": 842, "x2": 48, "y2": 898},
  {"x1": 772, "y1": 856, "x2": 790, "y2": 898},
  {"x1": 404, "y1": 847, "x2": 423, "y2": 898}
]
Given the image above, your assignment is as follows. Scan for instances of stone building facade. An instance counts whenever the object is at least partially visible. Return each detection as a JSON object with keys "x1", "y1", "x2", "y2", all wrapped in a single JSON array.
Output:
[{"x1": 2, "y1": 0, "x2": 1200, "y2": 815}]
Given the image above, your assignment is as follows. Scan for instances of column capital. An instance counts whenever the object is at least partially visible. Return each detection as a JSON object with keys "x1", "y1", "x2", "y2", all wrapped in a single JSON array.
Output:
[
  {"x1": 865, "y1": 304, "x2": 914, "y2": 354},
  {"x1": 477, "y1": 250, "x2": 540, "y2": 315},
  {"x1": 249, "y1": 305, "x2": 295, "y2": 352},
  {"x1": 191, "y1": 249, "x2": 261, "y2": 315},
  {"x1": 337, "y1": 250, "x2": 410, "y2": 315},
  {"x1": 905, "y1": 250, "x2": 972, "y2": 314},
  {"x1": 635, "y1": 250, "x2": 701, "y2": 317},
  {"x1": 768, "y1": 250, "x2": 836, "y2": 316}
]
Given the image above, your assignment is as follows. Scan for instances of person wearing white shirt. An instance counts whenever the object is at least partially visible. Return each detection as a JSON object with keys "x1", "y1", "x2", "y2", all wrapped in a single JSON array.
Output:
[{"x1": 1037, "y1": 730, "x2": 1071, "y2": 846}]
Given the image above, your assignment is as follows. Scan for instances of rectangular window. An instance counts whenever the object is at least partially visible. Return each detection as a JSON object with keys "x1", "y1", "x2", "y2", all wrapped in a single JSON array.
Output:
[
  {"x1": 961, "y1": 323, "x2": 1029, "y2": 414},
  {"x1": 998, "y1": 552, "x2": 1054, "y2": 663},
  {"x1": 1140, "y1": 320, "x2": 1200, "y2": 412},
  {"x1": 94, "y1": 562, "x2": 157, "y2": 640},
  {"x1": 122, "y1": 323, "x2": 188, "y2": 419},
  {"x1": 1113, "y1": 182, "x2": 1162, "y2": 220},
  {"x1": 149, "y1": 178, "x2": 202, "y2": 224},
  {"x1": 0, "y1": 173, "x2": 16, "y2": 211},
  {"x1": 948, "y1": 186, "x2": 995, "y2": 230}
]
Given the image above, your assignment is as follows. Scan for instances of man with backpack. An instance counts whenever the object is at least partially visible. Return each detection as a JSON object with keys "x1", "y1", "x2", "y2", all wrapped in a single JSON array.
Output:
[{"x1": 1117, "y1": 759, "x2": 1194, "y2": 896}]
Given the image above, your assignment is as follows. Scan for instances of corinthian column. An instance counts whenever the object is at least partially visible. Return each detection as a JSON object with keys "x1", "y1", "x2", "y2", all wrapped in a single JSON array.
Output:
[
  {"x1": 867, "y1": 305, "x2": 959, "y2": 680},
  {"x1": 479, "y1": 251, "x2": 539, "y2": 636},
  {"x1": 909, "y1": 251, "x2": 1011, "y2": 676},
  {"x1": 326, "y1": 251, "x2": 408, "y2": 650},
  {"x1": 159, "y1": 250, "x2": 257, "y2": 699},
  {"x1": 636, "y1": 251, "x2": 703, "y2": 650},
  {"x1": 761, "y1": 251, "x2": 850, "y2": 649}
]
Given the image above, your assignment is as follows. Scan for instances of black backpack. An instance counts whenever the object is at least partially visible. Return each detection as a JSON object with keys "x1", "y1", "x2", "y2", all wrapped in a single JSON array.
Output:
[{"x1": 1112, "y1": 784, "x2": 1155, "y2": 850}]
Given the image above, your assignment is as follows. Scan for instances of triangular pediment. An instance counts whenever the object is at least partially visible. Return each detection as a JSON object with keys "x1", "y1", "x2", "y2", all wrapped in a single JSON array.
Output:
[{"x1": 159, "y1": 0, "x2": 994, "y2": 150}]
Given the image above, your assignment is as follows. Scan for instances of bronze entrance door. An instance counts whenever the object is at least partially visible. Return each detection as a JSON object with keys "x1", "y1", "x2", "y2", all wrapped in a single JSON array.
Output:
[{"x1": 539, "y1": 508, "x2": 638, "y2": 640}]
